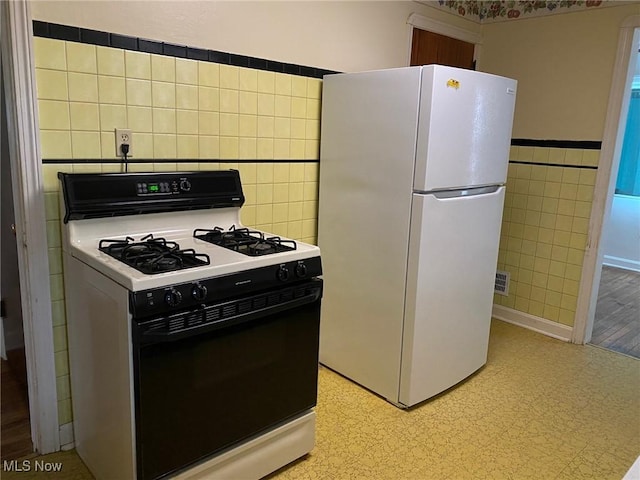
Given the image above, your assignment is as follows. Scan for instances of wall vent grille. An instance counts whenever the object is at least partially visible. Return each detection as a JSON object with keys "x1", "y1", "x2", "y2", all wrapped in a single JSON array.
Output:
[{"x1": 495, "y1": 271, "x2": 510, "y2": 296}]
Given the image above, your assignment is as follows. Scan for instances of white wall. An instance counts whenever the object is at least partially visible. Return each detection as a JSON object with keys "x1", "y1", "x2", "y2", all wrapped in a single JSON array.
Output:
[
  {"x1": 31, "y1": 1, "x2": 480, "y2": 73},
  {"x1": 603, "y1": 194, "x2": 640, "y2": 272}
]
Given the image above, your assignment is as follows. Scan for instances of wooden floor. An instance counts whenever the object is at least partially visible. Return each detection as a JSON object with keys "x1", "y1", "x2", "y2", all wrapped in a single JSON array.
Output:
[
  {"x1": 1, "y1": 355, "x2": 33, "y2": 461},
  {"x1": 590, "y1": 265, "x2": 640, "y2": 358}
]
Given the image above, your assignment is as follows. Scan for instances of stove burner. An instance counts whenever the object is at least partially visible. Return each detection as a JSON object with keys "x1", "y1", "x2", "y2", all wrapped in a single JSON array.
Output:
[
  {"x1": 250, "y1": 242, "x2": 273, "y2": 254},
  {"x1": 193, "y1": 226, "x2": 297, "y2": 257},
  {"x1": 154, "y1": 256, "x2": 180, "y2": 270},
  {"x1": 99, "y1": 234, "x2": 210, "y2": 274}
]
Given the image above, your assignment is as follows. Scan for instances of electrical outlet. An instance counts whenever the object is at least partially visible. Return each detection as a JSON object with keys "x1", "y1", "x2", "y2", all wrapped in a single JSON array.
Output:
[{"x1": 115, "y1": 128, "x2": 133, "y2": 157}]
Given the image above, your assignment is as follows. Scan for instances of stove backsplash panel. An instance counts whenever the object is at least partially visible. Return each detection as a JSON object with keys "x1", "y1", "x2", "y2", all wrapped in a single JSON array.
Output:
[{"x1": 34, "y1": 28, "x2": 322, "y2": 433}]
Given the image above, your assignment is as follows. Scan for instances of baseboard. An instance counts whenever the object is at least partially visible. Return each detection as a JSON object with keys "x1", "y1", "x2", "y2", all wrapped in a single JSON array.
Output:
[
  {"x1": 603, "y1": 255, "x2": 640, "y2": 273},
  {"x1": 59, "y1": 422, "x2": 75, "y2": 450},
  {"x1": 492, "y1": 305, "x2": 573, "y2": 342}
]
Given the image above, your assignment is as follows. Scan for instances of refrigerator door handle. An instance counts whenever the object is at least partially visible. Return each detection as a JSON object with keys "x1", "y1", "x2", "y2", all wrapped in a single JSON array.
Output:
[{"x1": 418, "y1": 185, "x2": 502, "y2": 199}]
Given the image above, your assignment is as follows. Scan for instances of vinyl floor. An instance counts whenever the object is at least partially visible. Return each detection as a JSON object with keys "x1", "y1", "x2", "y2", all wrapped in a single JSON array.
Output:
[{"x1": 3, "y1": 320, "x2": 639, "y2": 480}]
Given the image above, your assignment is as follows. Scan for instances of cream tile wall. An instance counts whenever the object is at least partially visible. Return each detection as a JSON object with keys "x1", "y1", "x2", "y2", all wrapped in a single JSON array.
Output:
[
  {"x1": 494, "y1": 145, "x2": 599, "y2": 327},
  {"x1": 34, "y1": 36, "x2": 322, "y2": 426},
  {"x1": 35, "y1": 34, "x2": 602, "y2": 432}
]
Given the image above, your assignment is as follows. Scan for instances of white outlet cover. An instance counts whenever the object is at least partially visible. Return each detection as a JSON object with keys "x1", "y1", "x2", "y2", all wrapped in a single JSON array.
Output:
[{"x1": 115, "y1": 128, "x2": 133, "y2": 157}]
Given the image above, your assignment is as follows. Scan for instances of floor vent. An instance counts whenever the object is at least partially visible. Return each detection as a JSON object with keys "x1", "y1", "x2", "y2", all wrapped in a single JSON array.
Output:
[{"x1": 495, "y1": 271, "x2": 510, "y2": 296}]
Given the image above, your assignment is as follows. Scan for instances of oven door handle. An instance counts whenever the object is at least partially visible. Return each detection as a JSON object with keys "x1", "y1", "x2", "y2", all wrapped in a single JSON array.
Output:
[{"x1": 137, "y1": 281, "x2": 322, "y2": 344}]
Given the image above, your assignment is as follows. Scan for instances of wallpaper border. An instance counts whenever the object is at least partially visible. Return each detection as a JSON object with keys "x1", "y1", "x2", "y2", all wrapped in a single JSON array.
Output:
[{"x1": 32, "y1": 20, "x2": 339, "y2": 80}]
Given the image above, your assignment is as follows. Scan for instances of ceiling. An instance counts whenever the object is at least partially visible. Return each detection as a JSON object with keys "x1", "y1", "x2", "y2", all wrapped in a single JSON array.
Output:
[{"x1": 421, "y1": 0, "x2": 623, "y2": 24}]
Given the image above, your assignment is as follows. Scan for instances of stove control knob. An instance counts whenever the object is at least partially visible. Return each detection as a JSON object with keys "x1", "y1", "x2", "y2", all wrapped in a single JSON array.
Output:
[
  {"x1": 276, "y1": 265, "x2": 290, "y2": 282},
  {"x1": 179, "y1": 179, "x2": 192, "y2": 192},
  {"x1": 191, "y1": 284, "x2": 208, "y2": 301},
  {"x1": 294, "y1": 262, "x2": 308, "y2": 278},
  {"x1": 165, "y1": 288, "x2": 183, "y2": 307}
]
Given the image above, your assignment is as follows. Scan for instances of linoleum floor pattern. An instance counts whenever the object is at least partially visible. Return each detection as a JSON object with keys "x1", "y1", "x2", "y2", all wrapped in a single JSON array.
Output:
[{"x1": 4, "y1": 320, "x2": 639, "y2": 480}]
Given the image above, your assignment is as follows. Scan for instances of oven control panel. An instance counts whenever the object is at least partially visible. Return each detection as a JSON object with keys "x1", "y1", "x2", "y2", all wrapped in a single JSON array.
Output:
[
  {"x1": 59, "y1": 170, "x2": 245, "y2": 222},
  {"x1": 134, "y1": 279, "x2": 323, "y2": 341},
  {"x1": 130, "y1": 256, "x2": 322, "y2": 319},
  {"x1": 136, "y1": 178, "x2": 192, "y2": 196}
]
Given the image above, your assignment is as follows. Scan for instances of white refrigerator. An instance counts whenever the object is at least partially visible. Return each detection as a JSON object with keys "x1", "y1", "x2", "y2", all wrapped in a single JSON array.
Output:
[{"x1": 318, "y1": 65, "x2": 517, "y2": 408}]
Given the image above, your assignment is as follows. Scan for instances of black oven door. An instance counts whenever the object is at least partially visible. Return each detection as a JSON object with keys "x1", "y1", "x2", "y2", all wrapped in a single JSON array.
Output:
[{"x1": 131, "y1": 279, "x2": 322, "y2": 480}]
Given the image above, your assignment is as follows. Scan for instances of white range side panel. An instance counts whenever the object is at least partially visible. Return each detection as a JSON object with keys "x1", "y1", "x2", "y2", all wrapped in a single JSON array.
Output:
[
  {"x1": 399, "y1": 187, "x2": 506, "y2": 406},
  {"x1": 318, "y1": 67, "x2": 421, "y2": 402},
  {"x1": 414, "y1": 66, "x2": 516, "y2": 191},
  {"x1": 63, "y1": 254, "x2": 136, "y2": 480}
]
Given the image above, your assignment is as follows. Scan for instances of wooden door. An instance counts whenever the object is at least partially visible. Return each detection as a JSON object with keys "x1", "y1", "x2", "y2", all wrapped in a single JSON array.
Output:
[{"x1": 410, "y1": 29, "x2": 475, "y2": 70}]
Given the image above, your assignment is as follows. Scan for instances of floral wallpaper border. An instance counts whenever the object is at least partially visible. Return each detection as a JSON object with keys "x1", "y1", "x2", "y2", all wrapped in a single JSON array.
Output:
[{"x1": 434, "y1": 0, "x2": 608, "y2": 23}]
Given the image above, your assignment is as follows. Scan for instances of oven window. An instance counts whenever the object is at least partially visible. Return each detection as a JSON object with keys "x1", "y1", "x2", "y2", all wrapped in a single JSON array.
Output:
[{"x1": 133, "y1": 300, "x2": 320, "y2": 480}]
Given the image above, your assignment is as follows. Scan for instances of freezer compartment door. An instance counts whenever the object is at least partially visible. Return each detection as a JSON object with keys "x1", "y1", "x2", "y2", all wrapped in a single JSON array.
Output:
[
  {"x1": 414, "y1": 66, "x2": 516, "y2": 191},
  {"x1": 399, "y1": 186, "x2": 505, "y2": 407}
]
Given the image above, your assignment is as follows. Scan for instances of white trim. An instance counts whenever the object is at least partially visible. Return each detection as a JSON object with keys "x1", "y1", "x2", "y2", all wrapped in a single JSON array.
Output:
[
  {"x1": 407, "y1": 13, "x2": 483, "y2": 45},
  {"x1": 603, "y1": 256, "x2": 640, "y2": 273},
  {"x1": 572, "y1": 16, "x2": 640, "y2": 345},
  {"x1": 0, "y1": 1, "x2": 59, "y2": 453},
  {"x1": 59, "y1": 422, "x2": 75, "y2": 451},
  {"x1": 492, "y1": 305, "x2": 572, "y2": 342}
]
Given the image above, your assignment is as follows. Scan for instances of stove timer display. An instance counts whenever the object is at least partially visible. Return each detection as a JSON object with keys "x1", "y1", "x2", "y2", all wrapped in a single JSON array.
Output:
[
  {"x1": 136, "y1": 181, "x2": 171, "y2": 195},
  {"x1": 136, "y1": 178, "x2": 192, "y2": 196}
]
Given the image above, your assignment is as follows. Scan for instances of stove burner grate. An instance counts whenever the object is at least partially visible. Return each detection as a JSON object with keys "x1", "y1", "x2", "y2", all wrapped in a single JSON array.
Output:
[
  {"x1": 193, "y1": 226, "x2": 297, "y2": 256},
  {"x1": 99, "y1": 234, "x2": 210, "y2": 274}
]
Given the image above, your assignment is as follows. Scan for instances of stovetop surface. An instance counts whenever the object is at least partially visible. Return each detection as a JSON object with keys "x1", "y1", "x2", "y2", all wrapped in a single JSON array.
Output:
[
  {"x1": 98, "y1": 234, "x2": 212, "y2": 275},
  {"x1": 194, "y1": 226, "x2": 297, "y2": 257},
  {"x1": 62, "y1": 209, "x2": 320, "y2": 292}
]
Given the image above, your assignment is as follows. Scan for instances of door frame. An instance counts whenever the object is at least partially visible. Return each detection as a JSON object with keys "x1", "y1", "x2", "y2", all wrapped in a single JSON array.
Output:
[
  {"x1": 572, "y1": 15, "x2": 640, "y2": 344},
  {"x1": 406, "y1": 13, "x2": 483, "y2": 67},
  {"x1": 1, "y1": 0, "x2": 59, "y2": 453}
]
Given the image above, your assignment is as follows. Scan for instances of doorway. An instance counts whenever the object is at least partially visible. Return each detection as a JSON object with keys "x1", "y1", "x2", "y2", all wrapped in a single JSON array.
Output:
[
  {"x1": 574, "y1": 19, "x2": 640, "y2": 351},
  {"x1": 589, "y1": 46, "x2": 640, "y2": 359},
  {"x1": 1, "y1": 52, "x2": 32, "y2": 460},
  {"x1": 410, "y1": 28, "x2": 475, "y2": 70},
  {"x1": 1, "y1": 0, "x2": 60, "y2": 455}
]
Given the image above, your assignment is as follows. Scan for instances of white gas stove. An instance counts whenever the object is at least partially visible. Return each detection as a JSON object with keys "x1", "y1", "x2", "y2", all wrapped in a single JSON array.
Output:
[{"x1": 58, "y1": 170, "x2": 322, "y2": 480}]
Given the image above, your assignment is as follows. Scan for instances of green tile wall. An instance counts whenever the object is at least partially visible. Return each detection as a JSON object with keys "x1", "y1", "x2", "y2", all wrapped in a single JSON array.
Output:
[
  {"x1": 494, "y1": 145, "x2": 599, "y2": 327},
  {"x1": 34, "y1": 36, "x2": 322, "y2": 426}
]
